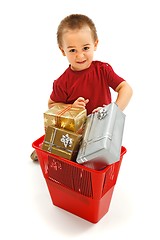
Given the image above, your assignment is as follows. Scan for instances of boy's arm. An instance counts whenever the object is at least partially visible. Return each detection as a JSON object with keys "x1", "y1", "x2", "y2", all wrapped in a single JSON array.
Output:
[
  {"x1": 48, "y1": 97, "x2": 89, "y2": 109},
  {"x1": 48, "y1": 98, "x2": 71, "y2": 109},
  {"x1": 48, "y1": 98, "x2": 56, "y2": 109},
  {"x1": 115, "y1": 81, "x2": 133, "y2": 111}
]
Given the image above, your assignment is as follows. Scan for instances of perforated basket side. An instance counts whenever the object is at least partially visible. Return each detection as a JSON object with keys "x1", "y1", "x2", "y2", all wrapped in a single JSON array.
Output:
[
  {"x1": 48, "y1": 155, "x2": 93, "y2": 198},
  {"x1": 102, "y1": 146, "x2": 126, "y2": 196},
  {"x1": 102, "y1": 164, "x2": 118, "y2": 196}
]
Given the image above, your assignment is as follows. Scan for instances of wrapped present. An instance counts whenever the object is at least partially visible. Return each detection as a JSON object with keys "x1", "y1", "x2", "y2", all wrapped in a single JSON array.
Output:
[
  {"x1": 42, "y1": 125, "x2": 82, "y2": 161},
  {"x1": 76, "y1": 103, "x2": 126, "y2": 169},
  {"x1": 44, "y1": 103, "x2": 87, "y2": 133}
]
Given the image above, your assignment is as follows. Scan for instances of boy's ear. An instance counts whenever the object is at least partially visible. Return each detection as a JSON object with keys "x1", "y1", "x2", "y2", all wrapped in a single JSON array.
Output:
[
  {"x1": 59, "y1": 47, "x2": 66, "y2": 56},
  {"x1": 94, "y1": 39, "x2": 99, "y2": 50}
]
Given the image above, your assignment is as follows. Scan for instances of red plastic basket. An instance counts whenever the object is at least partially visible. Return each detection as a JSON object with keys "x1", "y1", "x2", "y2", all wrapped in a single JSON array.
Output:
[{"x1": 32, "y1": 135, "x2": 127, "y2": 223}]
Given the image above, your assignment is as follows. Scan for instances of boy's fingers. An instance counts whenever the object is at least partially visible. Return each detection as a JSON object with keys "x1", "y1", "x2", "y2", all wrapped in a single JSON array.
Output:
[
  {"x1": 85, "y1": 99, "x2": 89, "y2": 104},
  {"x1": 77, "y1": 97, "x2": 85, "y2": 102},
  {"x1": 92, "y1": 107, "x2": 102, "y2": 113}
]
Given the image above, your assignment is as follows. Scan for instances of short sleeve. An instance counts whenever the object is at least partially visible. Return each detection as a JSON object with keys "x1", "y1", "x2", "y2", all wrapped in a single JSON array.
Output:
[
  {"x1": 50, "y1": 78, "x2": 68, "y2": 103},
  {"x1": 102, "y1": 63, "x2": 125, "y2": 90}
]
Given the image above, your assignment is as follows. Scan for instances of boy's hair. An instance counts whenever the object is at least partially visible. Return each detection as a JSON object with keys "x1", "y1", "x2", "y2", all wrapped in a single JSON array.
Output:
[{"x1": 57, "y1": 14, "x2": 98, "y2": 47}]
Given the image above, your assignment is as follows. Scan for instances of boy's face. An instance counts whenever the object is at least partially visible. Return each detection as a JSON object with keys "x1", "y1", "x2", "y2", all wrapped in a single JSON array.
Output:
[{"x1": 59, "y1": 26, "x2": 98, "y2": 71}]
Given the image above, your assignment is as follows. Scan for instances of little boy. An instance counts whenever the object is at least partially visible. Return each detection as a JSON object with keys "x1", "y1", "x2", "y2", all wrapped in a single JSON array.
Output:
[
  {"x1": 31, "y1": 14, "x2": 132, "y2": 161},
  {"x1": 48, "y1": 14, "x2": 132, "y2": 113}
]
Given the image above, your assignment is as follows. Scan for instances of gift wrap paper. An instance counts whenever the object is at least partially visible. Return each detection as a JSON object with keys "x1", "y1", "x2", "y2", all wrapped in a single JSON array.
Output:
[
  {"x1": 42, "y1": 126, "x2": 82, "y2": 161},
  {"x1": 44, "y1": 103, "x2": 87, "y2": 133},
  {"x1": 76, "y1": 103, "x2": 125, "y2": 168}
]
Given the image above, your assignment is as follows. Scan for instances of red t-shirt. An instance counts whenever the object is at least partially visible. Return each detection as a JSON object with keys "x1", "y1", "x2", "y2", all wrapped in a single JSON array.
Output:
[{"x1": 50, "y1": 61, "x2": 125, "y2": 115}]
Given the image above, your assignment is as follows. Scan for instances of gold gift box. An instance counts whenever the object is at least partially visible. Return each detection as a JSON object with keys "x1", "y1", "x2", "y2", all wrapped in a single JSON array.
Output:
[
  {"x1": 44, "y1": 103, "x2": 87, "y2": 133},
  {"x1": 42, "y1": 126, "x2": 82, "y2": 161}
]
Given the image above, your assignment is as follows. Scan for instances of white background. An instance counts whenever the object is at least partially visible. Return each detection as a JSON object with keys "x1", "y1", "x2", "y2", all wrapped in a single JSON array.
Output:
[{"x1": 0, "y1": 0, "x2": 160, "y2": 239}]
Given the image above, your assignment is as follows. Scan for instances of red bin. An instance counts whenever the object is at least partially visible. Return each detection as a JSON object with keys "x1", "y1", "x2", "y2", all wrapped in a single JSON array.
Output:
[{"x1": 32, "y1": 135, "x2": 127, "y2": 223}]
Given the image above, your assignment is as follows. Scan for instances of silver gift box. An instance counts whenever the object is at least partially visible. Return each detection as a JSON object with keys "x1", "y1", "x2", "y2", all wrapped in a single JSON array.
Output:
[{"x1": 76, "y1": 103, "x2": 126, "y2": 169}]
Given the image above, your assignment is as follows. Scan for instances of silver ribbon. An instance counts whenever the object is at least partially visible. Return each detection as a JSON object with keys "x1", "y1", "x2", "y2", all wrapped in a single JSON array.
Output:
[{"x1": 44, "y1": 129, "x2": 73, "y2": 153}]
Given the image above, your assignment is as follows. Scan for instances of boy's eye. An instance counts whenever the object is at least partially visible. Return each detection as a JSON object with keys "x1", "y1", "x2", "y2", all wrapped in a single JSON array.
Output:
[
  {"x1": 83, "y1": 46, "x2": 89, "y2": 51},
  {"x1": 69, "y1": 49, "x2": 76, "y2": 53}
]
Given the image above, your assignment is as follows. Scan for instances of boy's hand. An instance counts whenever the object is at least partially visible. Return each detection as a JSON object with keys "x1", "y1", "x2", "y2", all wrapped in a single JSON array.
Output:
[
  {"x1": 92, "y1": 107, "x2": 103, "y2": 113},
  {"x1": 72, "y1": 97, "x2": 89, "y2": 109}
]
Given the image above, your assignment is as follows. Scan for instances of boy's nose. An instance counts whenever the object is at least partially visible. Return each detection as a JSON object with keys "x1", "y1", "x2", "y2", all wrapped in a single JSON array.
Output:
[{"x1": 76, "y1": 52, "x2": 84, "y2": 60}]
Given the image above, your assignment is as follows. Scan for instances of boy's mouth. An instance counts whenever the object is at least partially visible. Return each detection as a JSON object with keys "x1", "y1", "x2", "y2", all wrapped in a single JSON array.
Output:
[{"x1": 76, "y1": 60, "x2": 86, "y2": 64}]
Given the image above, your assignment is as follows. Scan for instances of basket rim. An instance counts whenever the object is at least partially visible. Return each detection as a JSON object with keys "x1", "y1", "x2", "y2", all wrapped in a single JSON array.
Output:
[{"x1": 32, "y1": 135, "x2": 127, "y2": 173}]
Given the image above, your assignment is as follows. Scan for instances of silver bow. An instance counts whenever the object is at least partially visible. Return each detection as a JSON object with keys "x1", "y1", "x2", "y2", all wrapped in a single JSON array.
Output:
[
  {"x1": 60, "y1": 134, "x2": 73, "y2": 148},
  {"x1": 97, "y1": 108, "x2": 108, "y2": 120}
]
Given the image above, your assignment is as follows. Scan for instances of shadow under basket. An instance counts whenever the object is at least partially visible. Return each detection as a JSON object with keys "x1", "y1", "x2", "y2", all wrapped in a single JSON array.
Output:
[{"x1": 32, "y1": 135, "x2": 127, "y2": 223}]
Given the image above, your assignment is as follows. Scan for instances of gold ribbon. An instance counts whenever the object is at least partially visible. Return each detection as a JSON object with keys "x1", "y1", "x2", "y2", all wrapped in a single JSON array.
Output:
[{"x1": 55, "y1": 104, "x2": 72, "y2": 127}]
